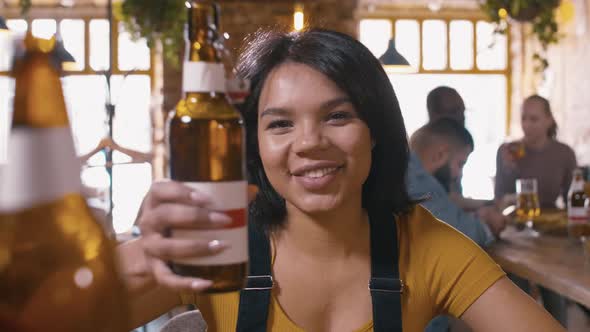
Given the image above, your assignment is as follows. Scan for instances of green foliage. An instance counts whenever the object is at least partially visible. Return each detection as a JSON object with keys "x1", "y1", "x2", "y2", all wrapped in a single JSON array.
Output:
[
  {"x1": 19, "y1": 0, "x2": 31, "y2": 14},
  {"x1": 480, "y1": 0, "x2": 561, "y2": 71},
  {"x1": 116, "y1": 0, "x2": 186, "y2": 67}
]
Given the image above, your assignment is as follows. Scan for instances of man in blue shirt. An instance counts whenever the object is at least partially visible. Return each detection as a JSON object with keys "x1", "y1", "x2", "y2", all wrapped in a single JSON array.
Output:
[
  {"x1": 407, "y1": 119, "x2": 506, "y2": 245},
  {"x1": 407, "y1": 119, "x2": 507, "y2": 332}
]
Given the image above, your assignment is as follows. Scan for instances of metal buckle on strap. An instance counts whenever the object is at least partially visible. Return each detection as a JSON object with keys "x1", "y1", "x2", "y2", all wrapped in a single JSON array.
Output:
[
  {"x1": 244, "y1": 275, "x2": 274, "y2": 291},
  {"x1": 369, "y1": 277, "x2": 404, "y2": 294}
]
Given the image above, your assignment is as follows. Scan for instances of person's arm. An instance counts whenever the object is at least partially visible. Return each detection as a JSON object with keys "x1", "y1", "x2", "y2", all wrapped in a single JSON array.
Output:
[
  {"x1": 407, "y1": 155, "x2": 493, "y2": 246},
  {"x1": 494, "y1": 144, "x2": 517, "y2": 203},
  {"x1": 449, "y1": 192, "x2": 492, "y2": 212},
  {"x1": 421, "y1": 215, "x2": 562, "y2": 332},
  {"x1": 117, "y1": 239, "x2": 181, "y2": 328},
  {"x1": 117, "y1": 181, "x2": 235, "y2": 329},
  {"x1": 422, "y1": 187, "x2": 494, "y2": 247},
  {"x1": 461, "y1": 277, "x2": 565, "y2": 332}
]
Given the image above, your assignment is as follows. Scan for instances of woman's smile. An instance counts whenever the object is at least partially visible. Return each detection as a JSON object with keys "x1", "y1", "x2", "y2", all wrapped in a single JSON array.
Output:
[{"x1": 289, "y1": 162, "x2": 345, "y2": 191}]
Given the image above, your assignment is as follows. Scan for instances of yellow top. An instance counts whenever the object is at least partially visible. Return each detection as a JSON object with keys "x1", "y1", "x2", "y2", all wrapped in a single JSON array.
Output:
[{"x1": 181, "y1": 205, "x2": 505, "y2": 332}]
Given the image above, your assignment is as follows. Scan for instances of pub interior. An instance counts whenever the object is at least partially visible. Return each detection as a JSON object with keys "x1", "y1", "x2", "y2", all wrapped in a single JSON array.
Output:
[{"x1": 1, "y1": 0, "x2": 590, "y2": 331}]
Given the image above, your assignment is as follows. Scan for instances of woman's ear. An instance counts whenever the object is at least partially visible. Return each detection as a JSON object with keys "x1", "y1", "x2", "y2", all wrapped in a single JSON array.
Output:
[{"x1": 430, "y1": 143, "x2": 451, "y2": 170}]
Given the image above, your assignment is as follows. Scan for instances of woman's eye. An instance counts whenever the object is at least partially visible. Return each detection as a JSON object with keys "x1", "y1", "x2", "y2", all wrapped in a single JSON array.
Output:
[
  {"x1": 328, "y1": 111, "x2": 353, "y2": 122},
  {"x1": 267, "y1": 119, "x2": 292, "y2": 130}
]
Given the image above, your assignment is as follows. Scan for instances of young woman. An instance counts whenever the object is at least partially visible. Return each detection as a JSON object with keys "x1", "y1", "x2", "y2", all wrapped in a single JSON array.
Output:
[
  {"x1": 495, "y1": 95, "x2": 577, "y2": 208},
  {"x1": 494, "y1": 95, "x2": 577, "y2": 326},
  {"x1": 120, "y1": 29, "x2": 564, "y2": 332}
]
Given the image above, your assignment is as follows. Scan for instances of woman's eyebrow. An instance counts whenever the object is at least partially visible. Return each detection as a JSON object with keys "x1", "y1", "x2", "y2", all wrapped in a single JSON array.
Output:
[
  {"x1": 320, "y1": 97, "x2": 352, "y2": 110},
  {"x1": 260, "y1": 97, "x2": 352, "y2": 118},
  {"x1": 260, "y1": 107, "x2": 291, "y2": 118}
]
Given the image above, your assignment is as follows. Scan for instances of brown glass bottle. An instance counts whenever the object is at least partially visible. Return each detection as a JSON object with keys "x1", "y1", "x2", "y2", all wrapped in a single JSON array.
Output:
[
  {"x1": 568, "y1": 169, "x2": 590, "y2": 238},
  {"x1": 167, "y1": 0, "x2": 247, "y2": 293},
  {"x1": 0, "y1": 34, "x2": 129, "y2": 331}
]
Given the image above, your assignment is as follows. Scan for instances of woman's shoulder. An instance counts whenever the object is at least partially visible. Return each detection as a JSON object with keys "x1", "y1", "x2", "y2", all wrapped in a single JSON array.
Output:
[
  {"x1": 550, "y1": 139, "x2": 575, "y2": 154},
  {"x1": 399, "y1": 205, "x2": 505, "y2": 318}
]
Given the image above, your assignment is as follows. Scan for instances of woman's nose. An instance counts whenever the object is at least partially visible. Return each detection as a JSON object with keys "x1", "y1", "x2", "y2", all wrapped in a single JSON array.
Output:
[{"x1": 291, "y1": 122, "x2": 327, "y2": 155}]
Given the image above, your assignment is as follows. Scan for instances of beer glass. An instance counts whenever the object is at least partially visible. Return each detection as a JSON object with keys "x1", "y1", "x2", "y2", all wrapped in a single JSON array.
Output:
[{"x1": 516, "y1": 178, "x2": 541, "y2": 232}]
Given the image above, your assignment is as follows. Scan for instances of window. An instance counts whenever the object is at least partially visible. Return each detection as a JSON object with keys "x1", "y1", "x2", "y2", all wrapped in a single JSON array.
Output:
[
  {"x1": 360, "y1": 16, "x2": 510, "y2": 200},
  {"x1": 0, "y1": 16, "x2": 154, "y2": 234}
]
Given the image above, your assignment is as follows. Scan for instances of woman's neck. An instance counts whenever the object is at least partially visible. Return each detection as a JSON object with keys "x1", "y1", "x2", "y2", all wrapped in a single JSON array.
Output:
[
  {"x1": 524, "y1": 135, "x2": 550, "y2": 150},
  {"x1": 277, "y1": 197, "x2": 370, "y2": 261}
]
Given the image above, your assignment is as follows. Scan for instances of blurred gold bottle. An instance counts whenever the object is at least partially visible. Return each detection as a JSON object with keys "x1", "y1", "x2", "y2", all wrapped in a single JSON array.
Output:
[
  {"x1": 0, "y1": 34, "x2": 129, "y2": 331},
  {"x1": 167, "y1": 1, "x2": 248, "y2": 293}
]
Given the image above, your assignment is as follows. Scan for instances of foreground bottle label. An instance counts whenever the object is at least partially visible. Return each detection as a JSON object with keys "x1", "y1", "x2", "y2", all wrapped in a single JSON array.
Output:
[
  {"x1": 172, "y1": 180, "x2": 248, "y2": 265},
  {"x1": 0, "y1": 127, "x2": 81, "y2": 213},
  {"x1": 182, "y1": 62, "x2": 226, "y2": 93}
]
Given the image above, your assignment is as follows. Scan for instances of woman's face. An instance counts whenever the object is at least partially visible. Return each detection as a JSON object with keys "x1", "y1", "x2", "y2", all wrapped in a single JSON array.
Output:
[
  {"x1": 257, "y1": 62, "x2": 372, "y2": 215},
  {"x1": 521, "y1": 99, "x2": 553, "y2": 141}
]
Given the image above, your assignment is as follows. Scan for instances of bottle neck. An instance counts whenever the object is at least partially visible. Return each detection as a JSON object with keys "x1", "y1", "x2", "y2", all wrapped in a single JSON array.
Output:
[
  {"x1": 13, "y1": 40, "x2": 70, "y2": 128},
  {"x1": 186, "y1": 2, "x2": 219, "y2": 63},
  {"x1": 571, "y1": 175, "x2": 586, "y2": 192},
  {"x1": 182, "y1": 2, "x2": 226, "y2": 95}
]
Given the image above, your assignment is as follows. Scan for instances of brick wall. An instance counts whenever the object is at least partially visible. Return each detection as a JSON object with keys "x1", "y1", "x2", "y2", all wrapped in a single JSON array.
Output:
[{"x1": 162, "y1": 0, "x2": 359, "y2": 112}]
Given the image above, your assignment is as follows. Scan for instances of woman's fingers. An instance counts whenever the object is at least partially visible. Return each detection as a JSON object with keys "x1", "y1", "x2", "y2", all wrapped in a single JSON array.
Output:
[
  {"x1": 142, "y1": 233, "x2": 229, "y2": 260},
  {"x1": 139, "y1": 203, "x2": 232, "y2": 233},
  {"x1": 145, "y1": 180, "x2": 213, "y2": 208},
  {"x1": 150, "y1": 259, "x2": 213, "y2": 292}
]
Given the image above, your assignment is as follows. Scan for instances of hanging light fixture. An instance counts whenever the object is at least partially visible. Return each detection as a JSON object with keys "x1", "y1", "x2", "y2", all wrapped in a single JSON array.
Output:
[
  {"x1": 51, "y1": 28, "x2": 77, "y2": 71},
  {"x1": 52, "y1": 40, "x2": 77, "y2": 71},
  {"x1": 293, "y1": 3, "x2": 304, "y2": 32},
  {"x1": 0, "y1": 16, "x2": 9, "y2": 32},
  {"x1": 379, "y1": 39, "x2": 416, "y2": 74}
]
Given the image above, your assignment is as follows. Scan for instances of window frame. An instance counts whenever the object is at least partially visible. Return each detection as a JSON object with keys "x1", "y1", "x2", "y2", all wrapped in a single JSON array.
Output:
[
  {"x1": 359, "y1": 9, "x2": 513, "y2": 133},
  {"x1": 0, "y1": 8, "x2": 155, "y2": 81}
]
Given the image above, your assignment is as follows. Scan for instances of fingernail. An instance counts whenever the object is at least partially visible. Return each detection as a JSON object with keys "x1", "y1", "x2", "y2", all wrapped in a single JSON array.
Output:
[
  {"x1": 209, "y1": 211, "x2": 232, "y2": 225},
  {"x1": 190, "y1": 191, "x2": 212, "y2": 204},
  {"x1": 191, "y1": 280, "x2": 213, "y2": 290},
  {"x1": 208, "y1": 240, "x2": 229, "y2": 251}
]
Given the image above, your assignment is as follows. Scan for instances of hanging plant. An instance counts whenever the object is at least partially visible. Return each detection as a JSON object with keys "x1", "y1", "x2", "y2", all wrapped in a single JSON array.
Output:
[
  {"x1": 480, "y1": 0, "x2": 562, "y2": 71},
  {"x1": 19, "y1": 0, "x2": 31, "y2": 14},
  {"x1": 116, "y1": 0, "x2": 186, "y2": 67}
]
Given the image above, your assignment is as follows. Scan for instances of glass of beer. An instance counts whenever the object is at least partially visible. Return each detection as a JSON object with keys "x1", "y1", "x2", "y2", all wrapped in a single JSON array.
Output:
[{"x1": 515, "y1": 178, "x2": 541, "y2": 232}]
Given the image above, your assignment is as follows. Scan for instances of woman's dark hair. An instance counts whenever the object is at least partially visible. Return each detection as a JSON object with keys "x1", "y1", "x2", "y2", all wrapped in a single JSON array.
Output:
[
  {"x1": 237, "y1": 28, "x2": 413, "y2": 230},
  {"x1": 523, "y1": 94, "x2": 557, "y2": 138}
]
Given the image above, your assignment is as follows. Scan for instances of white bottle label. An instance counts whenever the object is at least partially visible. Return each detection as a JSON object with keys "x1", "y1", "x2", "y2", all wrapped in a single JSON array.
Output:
[
  {"x1": 171, "y1": 180, "x2": 248, "y2": 266},
  {"x1": 568, "y1": 207, "x2": 589, "y2": 225},
  {"x1": 0, "y1": 127, "x2": 82, "y2": 213},
  {"x1": 182, "y1": 62, "x2": 226, "y2": 93}
]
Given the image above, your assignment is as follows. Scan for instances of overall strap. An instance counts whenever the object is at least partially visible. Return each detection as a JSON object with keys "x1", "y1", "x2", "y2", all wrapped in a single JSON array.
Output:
[
  {"x1": 236, "y1": 222, "x2": 273, "y2": 332},
  {"x1": 368, "y1": 208, "x2": 404, "y2": 332}
]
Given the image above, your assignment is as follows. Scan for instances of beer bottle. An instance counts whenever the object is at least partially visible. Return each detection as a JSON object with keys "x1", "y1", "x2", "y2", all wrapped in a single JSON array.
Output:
[
  {"x1": 0, "y1": 34, "x2": 129, "y2": 331},
  {"x1": 567, "y1": 168, "x2": 590, "y2": 238},
  {"x1": 167, "y1": 0, "x2": 248, "y2": 293}
]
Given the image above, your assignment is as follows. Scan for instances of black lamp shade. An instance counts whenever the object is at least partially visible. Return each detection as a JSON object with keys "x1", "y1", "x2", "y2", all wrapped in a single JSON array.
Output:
[
  {"x1": 50, "y1": 39, "x2": 77, "y2": 71},
  {"x1": 0, "y1": 16, "x2": 8, "y2": 31},
  {"x1": 379, "y1": 39, "x2": 410, "y2": 66},
  {"x1": 54, "y1": 40, "x2": 76, "y2": 63}
]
